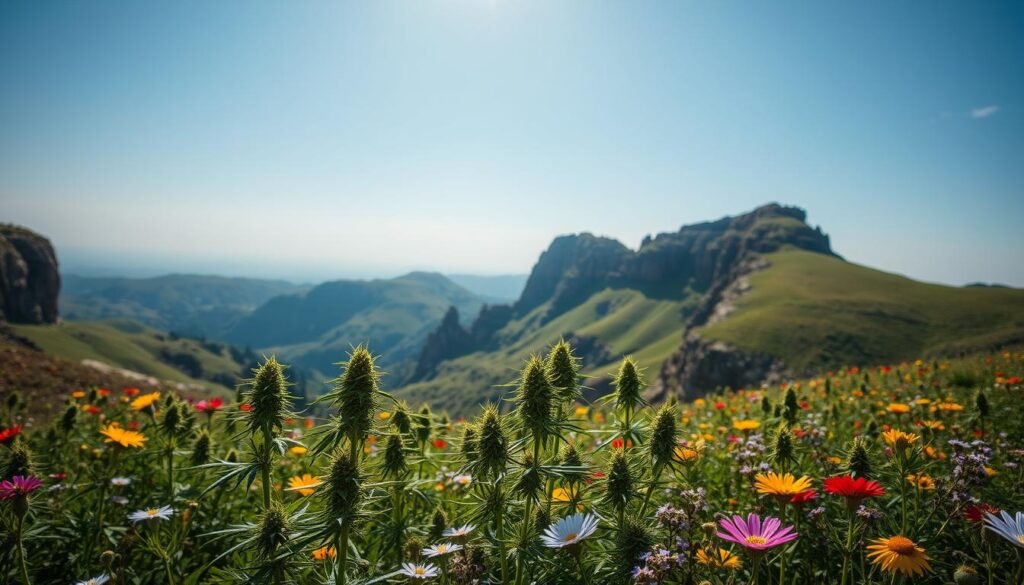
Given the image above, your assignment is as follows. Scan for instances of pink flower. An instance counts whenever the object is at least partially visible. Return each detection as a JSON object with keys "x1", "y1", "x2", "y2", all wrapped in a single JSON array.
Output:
[
  {"x1": 195, "y1": 400, "x2": 208, "y2": 412},
  {"x1": 0, "y1": 475, "x2": 43, "y2": 500},
  {"x1": 717, "y1": 513, "x2": 798, "y2": 553}
]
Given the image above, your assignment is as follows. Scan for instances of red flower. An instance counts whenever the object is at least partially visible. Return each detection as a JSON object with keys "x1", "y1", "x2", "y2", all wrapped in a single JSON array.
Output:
[
  {"x1": 122, "y1": 386, "x2": 140, "y2": 396},
  {"x1": 790, "y1": 489, "x2": 818, "y2": 505},
  {"x1": 49, "y1": 472, "x2": 67, "y2": 481},
  {"x1": 97, "y1": 388, "x2": 110, "y2": 397},
  {"x1": 240, "y1": 403, "x2": 252, "y2": 412},
  {"x1": 714, "y1": 401, "x2": 726, "y2": 410},
  {"x1": 964, "y1": 503, "x2": 1000, "y2": 523},
  {"x1": 432, "y1": 439, "x2": 447, "y2": 449},
  {"x1": 0, "y1": 425, "x2": 23, "y2": 445},
  {"x1": 1007, "y1": 376, "x2": 1022, "y2": 385},
  {"x1": 823, "y1": 475, "x2": 886, "y2": 502},
  {"x1": 128, "y1": 421, "x2": 141, "y2": 430},
  {"x1": 84, "y1": 405, "x2": 101, "y2": 415},
  {"x1": 799, "y1": 401, "x2": 810, "y2": 410},
  {"x1": 611, "y1": 437, "x2": 633, "y2": 450},
  {"x1": 209, "y1": 397, "x2": 224, "y2": 410}
]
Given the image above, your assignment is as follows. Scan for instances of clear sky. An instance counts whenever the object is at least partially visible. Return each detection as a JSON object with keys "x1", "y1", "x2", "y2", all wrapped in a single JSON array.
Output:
[{"x1": 1, "y1": 1, "x2": 1022, "y2": 285}]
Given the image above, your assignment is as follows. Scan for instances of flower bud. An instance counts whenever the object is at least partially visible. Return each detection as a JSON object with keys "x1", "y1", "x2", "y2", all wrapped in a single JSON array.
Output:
[
  {"x1": 516, "y1": 355, "x2": 554, "y2": 442},
  {"x1": 545, "y1": 339, "x2": 580, "y2": 403},
  {"x1": 613, "y1": 357, "x2": 644, "y2": 414}
]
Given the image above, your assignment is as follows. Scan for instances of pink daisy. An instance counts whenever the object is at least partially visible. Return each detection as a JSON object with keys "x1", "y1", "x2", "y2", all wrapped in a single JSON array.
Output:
[
  {"x1": 717, "y1": 513, "x2": 798, "y2": 553},
  {"x1": 0, "y1": 475, "x2": 43, "y2": 500}
]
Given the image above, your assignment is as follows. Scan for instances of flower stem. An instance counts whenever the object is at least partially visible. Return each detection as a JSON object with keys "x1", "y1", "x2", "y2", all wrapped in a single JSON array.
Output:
[
  {"x1": 16, "y1": 513, "x2": 31, "y2": 585},
  {"x1": 840, "y1": 505, "x2": 855, "y2": 585},
  {"x1": 261, "y1": 431, "x2": 272, "y2": 510}
]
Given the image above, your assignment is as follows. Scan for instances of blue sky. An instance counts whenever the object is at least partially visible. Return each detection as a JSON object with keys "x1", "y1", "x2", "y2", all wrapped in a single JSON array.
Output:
[{"x1": 1, "y1": 1, "x2": 1022, "y2": 285}]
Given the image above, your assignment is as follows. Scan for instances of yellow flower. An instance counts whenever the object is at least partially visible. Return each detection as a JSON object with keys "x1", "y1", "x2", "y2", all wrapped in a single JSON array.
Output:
[
  {"x1": 378, "y1": 411, "x2": 391, "y2": 420},
  {"x1": 574, "y1": 405, "x2": 589, "y2": 416},
  {"x1": 984, "y1": 467, "x2": 998, "y2": 477},
  {"x1": 288, "y1": 446, "x2": 308, "y2": 456},
  {"x1": 906, "y1": 474, "x2": 935, "y2": 490},
  {"x1": 435, "y1": 482, "x2": 446, "y2": 491},
  {"x1": 936, "y1": 402, "x2": 964, "y2": 412},
  {"x1": 917, "y1": 420, "x2": 944, "y2": 431},
  {"x1": 867, "y1": 536, "x2": 932, "y2": 576},
  {"x1": 71, "y1": 390, "x2": 86, "y2": 399},
  {"x1": 886, "y1": 403, "x2": 911, "y2": 414},
  {"x1": 131, "y1": 392, "x2": 161, "y2": 411},
  {"x1": 923, "y1": 446, "x2": 946, "y2": 460},
  {"x1": 312, "y1": 546, "x2": 337, "y2": 560},
  {"x1": 754, "y1": 472, "x2": 813, "y2": 496},
  {"x1": 697, "y1": 547, "x2": 742, "y2": 570},
  {"x1": 99, "y1": 423, "x2": 147, "y2": 449},
  {"x1": 915, "y1": 398, "x2": 931, "y2": 406},
  {"x1": 552, "y1": 486, "x2": 577, "y2": 503},
  {"x1": 732, "y1": 420, "x2": 761, "y2": 431},
  {"x1": 882, "y1": 429, "x2": 919, "y2": 450},
  {"x1": 827, "y1": 456, "x2": 843, "y2": 465},
  {"x1": 286, "y1": 474, "x2": 321, "y2": 496}
]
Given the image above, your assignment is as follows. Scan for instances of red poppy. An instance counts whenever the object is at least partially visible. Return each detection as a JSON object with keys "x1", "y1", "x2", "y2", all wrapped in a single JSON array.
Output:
[
  {"x1": 240, "y1": 403, "x2": 252, "y2": 412},
  {"x1": 432, "y1": 439, "x2": 447, "y2": 449},
  {"x1": 790, "y1": 489, "x2": 818, "y2": 505},
  {"x1": 84, "y1": 405, "x2": 101, "y2": 415},
  {"x1": 714, "y1": 401, "x2": 726, "y2": 410},
  {"x1": 0, "y1": 425, "x2": 23, "y2": 445},
  {"x1": 122, "y1": 386, "x2": 140, "y2": 396},
  {"x1": 964, "y1": 503, "x2": 1000, "y2": 523},
  {"x1": 209, "y1": 397, "x2": 224, "y2": 410},
  {"x1": 823, "y1": 475, "x2": 886, "y2": 503}
]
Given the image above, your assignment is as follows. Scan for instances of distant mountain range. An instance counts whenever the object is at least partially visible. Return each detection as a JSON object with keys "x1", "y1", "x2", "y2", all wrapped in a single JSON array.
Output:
[{"x1": 4, "y1": 205, "x2": 1024, "y2": 416}]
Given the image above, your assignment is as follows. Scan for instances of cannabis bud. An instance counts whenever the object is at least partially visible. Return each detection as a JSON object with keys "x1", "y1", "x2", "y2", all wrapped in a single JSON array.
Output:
[
  {"x1": 770, "y1": 424, "x2": 795, "y2": 467},
  {"x1": 516, "y1": 355, "x2": 554, "y2": 442},
  {"x1": 648, "y1": 403, "x2": 678, "y2": 469},
  {"x1": 613, "y1": 357, "x2": 645, "y2": 415},
  {"x1": 845, "y1": 436, "x2": 873, "y2": 478},
  {"x1": 245, "y1": 357, "x2": 293, "y2": 438},
  {"x1": 545, "y1": 339, "x2": 581, "y2": 404},
  {"x1": 603, "y1": 450, "x2": 634, "y2": 513}
]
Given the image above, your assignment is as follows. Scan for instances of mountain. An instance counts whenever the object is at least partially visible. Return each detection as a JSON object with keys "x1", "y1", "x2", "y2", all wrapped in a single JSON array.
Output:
[
  {"x1": 223, "y1": 271, "x2": 485, "y2": 382},
  {"x1": 445, "y1": 274, "x2": 528, "y2": 303},
  {"x1": 0, "y1": 224, "x2": 60, "y2": 324},
  {"x1": 399, "y1": 203, "x2": 1024, "y2": 414},
  {"x1": 61, "y1": 274, "x2": 303, "y2": 338}
]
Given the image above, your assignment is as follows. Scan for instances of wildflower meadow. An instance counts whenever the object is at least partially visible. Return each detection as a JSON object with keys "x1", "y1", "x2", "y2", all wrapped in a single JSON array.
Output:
[{"x1": 1, "y1": 342, "x2": 1023, "y2": 584}]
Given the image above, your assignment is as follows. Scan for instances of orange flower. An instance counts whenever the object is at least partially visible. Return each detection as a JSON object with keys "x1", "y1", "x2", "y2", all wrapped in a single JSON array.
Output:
[
  {"x1": 286, "y1": 474, "x2": 320, "y2": 496},
  {"x1": 130, "y1": 392, "x2": 161, "y2": 411}
]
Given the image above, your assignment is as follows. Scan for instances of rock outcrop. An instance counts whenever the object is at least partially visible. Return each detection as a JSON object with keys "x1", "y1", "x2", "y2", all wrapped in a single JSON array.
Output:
[
  {"x1": 0, "y1": 224, "x2": 60, "y2": 324},
  {"x1": 412, "y1": 203, "x2": 837, "y2": 395},
  {"x1": 411, "y1": 307, "x2": 473, "y2": 382}
]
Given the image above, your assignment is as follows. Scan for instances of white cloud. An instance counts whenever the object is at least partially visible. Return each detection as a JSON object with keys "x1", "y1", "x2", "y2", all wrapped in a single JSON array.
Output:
[{"x1": 969, "y1": 105, "x2": 999, "y2": 119}]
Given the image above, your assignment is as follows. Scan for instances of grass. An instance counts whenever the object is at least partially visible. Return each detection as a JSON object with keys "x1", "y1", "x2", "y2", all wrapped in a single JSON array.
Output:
[
  {"x1": 10, "y1": 320, "x2": 242, "y2": 394},
  {"x1": 700, "y1": 250, "x2": 1024, "y2": 370},
  {"x1": 395, "y1": 286, "x2": 701, "y2": 412}
]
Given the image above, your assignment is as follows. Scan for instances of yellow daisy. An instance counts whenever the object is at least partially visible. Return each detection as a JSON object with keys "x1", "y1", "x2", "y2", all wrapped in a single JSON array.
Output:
[
  {"x1": 696, "y1": 547, "x2": 742, "y2": 569},
  {"x1": 882, "y1": 429, "x2": 919, "y2": 449},
  {"x1": 99, "y1": 423, "x2": 147, "y2": 449},
  {"x1": 286, "y1": 474, "x2": 321, "y2": 496},
  {"x1": 867, "y1": 536, "x2": 932, "y2": 576},
  {"x1": 754, "y1": 472, "x2": 813, "y2": 496},
  {"x1": 130, "y1": 392, "x2": 161, "y2": 411},
  {"x1": 732, "y1": 420, "x2": 761, "y2": 431}
]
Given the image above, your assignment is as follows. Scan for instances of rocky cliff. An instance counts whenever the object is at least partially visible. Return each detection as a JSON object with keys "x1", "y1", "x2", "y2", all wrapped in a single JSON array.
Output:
[
  {"x1": 412, "y1": 203, "x2": 836, "y2": 391},
  {"x1": 0, "y1": 225, "x2": 60, "y2": 324}
]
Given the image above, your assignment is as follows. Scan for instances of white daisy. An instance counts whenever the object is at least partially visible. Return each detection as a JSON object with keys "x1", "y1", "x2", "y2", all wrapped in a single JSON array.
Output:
[
  {"x1": 128, "y1": 505, "x2": 174, "y2": 523},
  {"x1": 984, "y1": 510, "x2": 1024, "y2": 549},
  {"x1": 75, "y1": 575, "x2": 110, "y2": 585},
  {"x1": 399, "y1": 562, "x2": 439, "y2": 580},
  {"x1": 110, "y1": 495, "x2": 129, "y2": 505},
  {"x1": 452, "y1": 474, "x2": 472, "y2": 486},
  {"x1": 421, "y1": 542, "x2": 462, "y2": 558},
  {"x1": 110, "y1": 477, "x2": 131, "y2": 486},
  {"x1": 442, "y1": 523, "x2": 476, "y2": 539},
  {"x1": 540, "y1": 513, "x2": 599, "y2": 548}
]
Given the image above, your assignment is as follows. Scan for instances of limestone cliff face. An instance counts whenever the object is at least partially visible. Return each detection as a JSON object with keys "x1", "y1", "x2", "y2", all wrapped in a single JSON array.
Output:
[
  {"x1": 0, "y1": 225, "x2": 60, "y2": 324},
  {"x1": 411, "y1": 307, "x2": 472, "y2": 382}
]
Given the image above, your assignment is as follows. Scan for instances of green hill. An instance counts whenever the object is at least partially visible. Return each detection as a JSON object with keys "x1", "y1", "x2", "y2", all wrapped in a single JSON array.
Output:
[
  {"x1": 699, "y1": 249, "x2": 1024, "y2": 370},
  {"x1": 395, "y1": 204, "x2": 1024, "y2": 415},
  {"x1": 61, "y1": 274, "x2": 302, "y2": 339},
  {"x1": 9, "y1": 320, "x2": 252, "y2": 394},
  {"x1": 224, "y1": 271, "x2": 485, "y2": 382}
]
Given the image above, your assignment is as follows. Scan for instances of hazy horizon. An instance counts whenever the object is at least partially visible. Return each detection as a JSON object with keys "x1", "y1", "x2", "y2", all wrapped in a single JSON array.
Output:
[{"x1": 3, "y1": 1, "x2": 1023, "y2": 286}]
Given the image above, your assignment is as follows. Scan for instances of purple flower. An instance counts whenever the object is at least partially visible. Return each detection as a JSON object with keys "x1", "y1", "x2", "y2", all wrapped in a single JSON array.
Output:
[
  {"x1": 0, "y1": 475, "x2": 43, "y2": 500},
  {"x1": 716, "y1": 513, "x2": 798, "y2": 553}
]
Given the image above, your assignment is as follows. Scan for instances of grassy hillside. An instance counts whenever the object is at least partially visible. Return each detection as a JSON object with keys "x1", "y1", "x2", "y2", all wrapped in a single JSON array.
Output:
[
  {"x1": 9, "y1": 320, "x2": 246, "y2": 394},
  {"x1": 228, "y1": 272, "x2": 485, "y2": 381},
  {"x1": 699, "y1": 249, "x2": 1024, "y2": 370},
  {"x1": 395, "y1": 286, "x2": 701, "y2": 413},
  {"x1": 61, "y1": 274, "x2": 302, "y2": 338}
]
